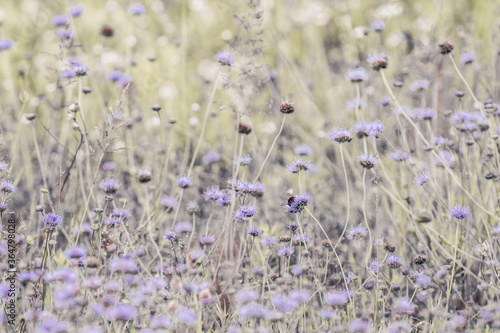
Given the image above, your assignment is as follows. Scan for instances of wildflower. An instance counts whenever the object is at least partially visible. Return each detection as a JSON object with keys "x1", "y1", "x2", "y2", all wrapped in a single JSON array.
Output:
[
  {"x1": 187, "y1": 201, "x2": 200, "y2": 215},
  {"x1": 285, "y1": 193, "x2": 310, "y2": 213},
  {"x1": 111, "y1": 209, "x2": 130, "y2": 219},
  {"x1": 384, "y1": 242, "x2": 396, "y2": 252},
  {"x1": 409, "y1": 80, "x2": 429, "y2": 92},
  {"x1": 455, "y1": 91, "x2": 465, "y2": 98},
  {"x1": 279, "y1": 235, "x2": 291, "y2": 243},
  {"x1": 174, "y1": 222, "x2": 192, "y2": 233},
  {"x1": 100, "y1": 180, "x2": 119, "y2": 194},
  {"x1": 0, "y1": 162, "x2": 7, "y2": 170},
  {"x1": 380, "y1": 96, "x2": 391, "y2": 106},
  {"x1": 348, "y1": 98, "x2": 365, "y2": 111},
  {"x1": 108, "y1": 304, "x2": 137, "y2": 321},
  {"x1": 261, "y1": 237, "x2": 275, "y2": 247},
  {"x1": 0, "y1": 39, "x2": 13, "y2": 51},
  {"x1": 347, "y1": 225, "x2": 367, "y2": 240},
  {"x1": 160, "y1": 195, "x2": 178, "y2": 211},
  {"x1": 370, "y1": 21, "x2": 385, "y2": 32},
  {"x1": 368, "y1": 54, "x2": 388, "y2": 70},
  {"x1": 359, "y1": 153, "x2": 377, "y2": 169},
  {"x1": 238, "y1": 122, "x2": 252, "y2": 134},
  {"x1": 346, "y1": 68, "x2": 368, "y2": 82},
  {"x1": 151, "y1": 316, "x2": 172, "y2": 329},
  {"x1": 433, "y1": 136, "x2": 448, "y2": 146},
  {"x1": 414, "y1": 171, "x2": 429, "y2": 186},
  {"x1": 74, "y1": 66, "x2": 89, "y2": 77},
  {"x1": 129, "y1": 4, "x2": 146, "y2": 15},
  {"x1": 387, "y1": 255, "x2": 404, "y2": 269},
  {"x1": 325, "y1": 291, "x2": 349, "y2": 306},
  {"x1": 288, "y1": 158, "x2": 313, "y2": 173},
  {"x1": 369, "y1": 260, "x2": 381, "y2": 273},
  {"x1": 247, "y1": 227, "x2": 262, "y2": 237},
  {"x1": 234, "y1": 205, "x2": 257, "y2": 221},
  {"x1": 65, "y1": 247, "x2": 87, "y2": 259},
  {"x1": 164, "y1": 231, "x2": 176, "y2": 240},
  {"x1": 290, "y1": 290, "x2": 309, "y2": 303},
  {"x1": 294, "y1": 144, "x2": 313, "y2": 156},
  {"x1": 272, "y1": 295, "x2": 297, "y2": 313},
  {"x1": 416, "y1": 275, "x2": 433, "y2": 288},
  {"x1": 320, "y1": 309, "x2": 336, "y2": 319},
  {"x1": 56, "y1": 29, "x2": 73, "y2": 40},
  {"x1": 238, "y1": 303, "x2": 268, "y2": 319},
  {"x1": 0, "y1": 202, "x2": 7, "y2": 212},
  {"x1": 475, "y1": 242, "x2": 490, "y2": 258},
  {"x1": 52, "y1": 15, "x2": 69, "y2": 26},
  {"x1": 278, "y1": 247, "x2": 294, "y2": 256},
  {"x1": 42, "y1": 213, "x2": 63, "y2": 232},
  {"x1": 393, "y1": 298, "x2": 414, "y2": 314},
  {"x1": 236, "y1": 289, "x2": 259, "y2": 303},
  {"x1": 247, "y1": 183, "x2": 265, "y2": 198},
  {"x1": 19, "y1": 272, "x2": 38, "y2": 283},
  {"x1": 449, "y1": 205, "x2": 470, "y2": 220},
  {"x1": 202, "y1": 151, "x2": 220, "y2": 165},
  {"x1": 70, "y1": 6, "x2": 84, "y2": 17},
  {"x1": 177, "y1": 176, "x2": 192, "y2": 189},
  {"x1": 293, "y1": 233, "x2": 310, "y2": 246},
  {"x1": 460, "y1": 52, "x2": 475, "y2": 65},
  {"x1": 391, "y1": 150, "x2": 409, "y2": 162},
  {"x1": 438, "y1": 41, "x2": 454, "y2": 55},
  {"x1": 288, "y1": 222, "x2": 299, "y2": 232},
  {"x1": 492, "y1": 226, "x2": 500, "y2": 237},
  {"x1": 280, "y1": 98, "x2": 295, "y2": 114},
  {"x1": 328, "y1": 128, "x2": 352, "y2": 144},
  {"x1": 413, "y1": 108, "x2": 436, "y2": 120},
  {"x1": 216, "y1": 52, "x2": 234, "y2": 66},
  {"x1": 0, "y1": 181, "x2": 15, "y2": 193},
  {"x1": 388, "y1": 322, "x2": 411, "y2": 333},
  {"x1": 349, "y1": 319, "x2": 371, "y2": 332},
  {"x1": 236, "y1": 154, "x2": 252, "y2": 165},
  {"x1": 291, "y1": 266, "x2": 304, "y2": 275}
]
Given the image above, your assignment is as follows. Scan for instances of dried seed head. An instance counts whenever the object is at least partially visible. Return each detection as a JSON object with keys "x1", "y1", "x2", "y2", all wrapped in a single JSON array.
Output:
[
  {"x1": 100, "y1": 25, "x2": 114, "y2": 37},
  {"x1": 137, "y1": 169, "x2": 152, "y2": 183},
  {"x1": 438, "y1": 41, "x2": 454, "y2": 55},
  {"x1": 413, "y1": 255, "x2": 427, "y2": 265},
  {"x1": 280, "y1": 98, "x2": 295, "y2": 114},
  {"x1": 384, "y1": 242, "x2": 396, "y2": 253},
  {"x1": 238, "y1": 122, "x2": 252, "y2": 135},
  {"x1": 279, "y1": 235, "x2": 291, "y2": 243}
]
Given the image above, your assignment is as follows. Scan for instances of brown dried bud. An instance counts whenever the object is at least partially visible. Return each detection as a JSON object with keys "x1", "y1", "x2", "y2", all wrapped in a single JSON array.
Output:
[
  {"x1": 384, "y1": 242, "x2": 396, "y2": 253},
  {"x1": 238, "y1": 122, "x2": 252, "y2": 135},
  {"x1": 322, "y1": 238, "x2": 338, "y2": 248},
  {"x1": 279, "y1": 235, "x2": 291, "y2": 243},
  {"x1": 100, "y1": 25, "x2": 114, "y2": 37},
  {"x1": 280, "y1": 98, "x2": 295, "y2": 114},
  {"x1": 137, "y1": 169, "x2": 152, "y2": 183},
  {"x1": 438, "y1": 41, "x2": 454, "y2": 55},
  {"x1": 413, "y1": 255, "x2": 427, "y2": 265},
  {"x1": 86, "y1": 257, "x2": 101, "y2": 268}
]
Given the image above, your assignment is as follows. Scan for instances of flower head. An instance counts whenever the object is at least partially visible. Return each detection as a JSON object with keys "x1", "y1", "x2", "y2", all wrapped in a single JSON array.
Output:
[
  {"x1": 288, "y1": 158, "x2": 313, "y2": 173},
  {"x1": 0, "y1": 181, "x2": 15, "y2": 193},
  {"x1": 177, "y1": 176, "x2": 192, "y2": 189},
  {"x1": 69, "y1": 6, "x2": 84, "y2": 17},
  {"x1": 294, "y1": 144, "x2": 313, "y2": 156},
  {"x1": 368, "y1": 54, "x2": 388, "y2": 70},
  {"x1": 387, "y1": 255, "x2": 404, "y2": 269},
  {"x1": 347, "y1": 225, "x2": 367, "y2": 240},
  {"x1": 100, "y1": 180, "x2": 119, "y2": 194},
  {"x1": 42, "y1": 213, "x2": 63, "y2": 232},
  {"x1": 247, "y1": 227, "x2": 262, "y2": 237},
  {"x1": 449, "y1": 205, "x2": 470, "y2": 220},
  {"x1": 328, "y1": 128, "x2": 352, "y2": 144},
  {"x1": 460, "y1": 53, "x2": 475, "y2": 65},
  {"x1": 359, "y1": 153, "x2": 377, "y2": 169},
  {"x1": 0, "y1": 39, "x2": 13, "y2": 51},
  {"x1": 346, "y1": 68, "x2": 368, "y2": 82},
  {"x1": 234, "y1": 204, "x2": 257, "y2": 221},
  {"x1": 129, "y1": 4, "x2": 146, "y2": 15},
  {"x1": 280, "y1": 98, "x2": 295, "y2": 114},
  {"x1": 285, "y1": 193, "x2": 310, "y2": 213},
  {"x1": 414, "y1": 171, "x2": 430, "y2": 186},
  {"x1": 370, "y1": 21, "x2": 385, "y2": 32},
  {"x1": 409, "y1": 80, "x2": 429, "y2": 92},
  {"x1": 161, "y1": 196, "x2": 178, "y2": 212},
  {"x1": 216, "y1": 52, "x2": 234, "y2": 66}
]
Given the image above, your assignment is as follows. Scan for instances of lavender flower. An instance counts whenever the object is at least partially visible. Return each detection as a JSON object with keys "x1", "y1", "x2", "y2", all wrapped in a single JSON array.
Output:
[
  {"x1": 52, "y1": 15, "x2": 70, "y2": 27},
  {"x1": 294, "y1": 144, "x2": 313, "y2": 156},
  {"x1": 247, "y1": 227, "x2": 262, "y2": 237},
  {"x1": 278, "y1": 247, "x2": 294, "y2": 257},
  {"x1": 69, "y1": 6, "x2": 84, "y2": 17},
  {"x1": 391, "y1": 150, "x2": 409, "y2": 162},
  {"x1": 65, "y1": 247, "x2": 87, "y2": 259},
  {"x1": 370, "y1": 21, "x2": 385, "y2": 32},
  {"x1": 261, "y1": 237, "x2": 275, "y2": 246},
  {"x1": 288, "y1": 158, "x2": 313, "y2": 173},
  {"x1": 177, "y1": 307, "x2": 198, "y2": 326},
  {"x1": 325, "y1": 291, "x2": 349, "y2": 306},
  {"x1": 42, "y1": 213, "x2": 63, "y2": 232},
  {"x1": 348, "y1": 99, "x2": 365, "y2": 111},
  {"x1": 129, "y1": 4, "x2": 146, "y2": 15},
  {"x1": 236, "y1": 289, "x2": 259, "y2": 303},
  {"x1": 368, "y1": 54, "x2": 388, "y2": 70},
  {"x1": 346, "y1": 68, "x2": 368, "y2": 82},
  {"x1": 393, "y1": 298, "x2": 414, "y2": 314},
  {"x1": 347, "y1": 225, "x2": 367, "y2": 240},
  {"x1": 380, "y1": 96, "x2": 391, "y2": 106},
  {"x1": 449, "y1": 205, "x2": 470, "y2": 220},
  {"x1": 177, "y1": 176, "x2": 193, "y2": 189},
  {"x1": 161, "y1": 195, "x2": 178, "y2": 211},
  {"x1": 349, "y1": 319, "x2": 371, "y2": 332},
  {"x1": 328, "y1": 128, "x2": 352, "y2": 144},
  {"x1": 272, "y1": 295, "x2": 298, "y2": 313},
  {"x1": 0, "y1": 39, "x2": 13, "y2": 51},
  {"x1": 236, "y1": 154, "x2": 252, "y2": 166},
  {"x1": 359, "y1": 153, "x2": 377, "y2": 169},
  {"x1": 238, "y1": 303, "x2": 268, "y2": 319},
  {"x1": 234, "y1": 204, "x2": 257, "y2": 221},
  {"x1": 100, "y1": 180, "x2": 119, "y2": 194},
  {"x1": 460, "y1": 52, "x2": 475, "y2": 65},
  {"x1": 107, "y1": 305, "x2": 137, "y2": 321},
  {"x1": 387, "y1": 255, "x2": 404, "y2": 269},
  {"x1": 293, "y1": 233, "x2": 310, "y2": 246},
  {"x1": 0, "y1": 181, "x2": 15, "y2": 193},
  {"x1": 414, "y1": 171, "x2": 430, "y2": 186},
  {"x1": 409, "y1": 80, "x2": 429, "y2": 92},
  {"x1": 413, "y1": 108, "x2": 437, "y2": 120},
  {"x1": 285, "y1": 193, "x2": 310, "y2": 213},
  {"x1": 216, "y1": 52, "x2": 234, "y2": 66},
  {"x1": 202, "y1": 151, "x2": 220, "y2": 165}
]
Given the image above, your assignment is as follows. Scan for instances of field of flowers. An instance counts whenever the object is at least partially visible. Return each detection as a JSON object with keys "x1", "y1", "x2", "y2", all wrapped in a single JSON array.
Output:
[{"x1": 1, "y1": 0, "x2": 500, "y2": 332}]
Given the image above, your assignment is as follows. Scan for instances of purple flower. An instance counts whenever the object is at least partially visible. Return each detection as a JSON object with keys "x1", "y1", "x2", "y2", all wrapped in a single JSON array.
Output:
[
  {"x1": 129, "y1": 4, "x2": 146, "y2": 15},
  {"x1": 70, "y1": 6, "x2": 84, "y2": 17},
  {"x1": 278, "y1": 247, "x2": 294, "y2": 256},
  {"x1": 293, "y1": 233, "x2": 310, "y2": 246},
  {"x1": 328, "y1": 127, "x2": 352, "y2": 144},
  {"x1": 380, "y1": 96, "x2": 391, "y2": 106},
  {"x1": 52, "y1": 15, "x2": 70, "y2": 26},
  {"x1": 74, "y1": 65, "x2": 89, "y2": 77},
  {"x1": 259, "y1": 237, "x2": 275, "y2": 247},
  {"x1": 111, "y1": 209, "x2": 131, "y2": 219},
  {"x1": 35, "y1": 317, "x2": 69, "y2": 333},
  {"x1": 45, "y1": 268, "x2": 77, "y2": 283},
  {"x1": 236, "y1": 289, "x2": 259, "y2": 303},
  {"x1": 348, "y1": 99, "x2": 365, "y2": 111},
  {"x1": 238, "y1": 303, "x2": 268, "y2": 319},
  {"x1": 0, "y1": 162, "x2": 7, "y2": 170},
  {"x1": 387, "y1": 255, "x2": 404, "y2": 269},
  {"x1": 174, "y1": 222, "x2": 192, "y2": 233},
  {"x1": 161, "y1": 195, "x2": 178, "y2": 211},
  {"x1": 368, "y1": 54, "x2": 388, "y2": 70},
  {"x1": 414, "y1": 171, "x2": 430, "y2": 186},
  {"x1": 19, "y1": 272, "x2": 38, "y2": 283},
  {"x1": 100, "y1": 179, "x2": 119, "y2": 194},
  {"x1": 393, "y1": 298, "x2": 414, "y2": 314},
  {"x1": 294, "y1": 144, "x2": 313, "y2": 156},
  {"x1": 359, "y1": 153, "x2": 377, "y2": 169},
  {"x1": 433, "y1": 136, "x2": 448, "y2": 146},
  {"x1": 460, "y1": 52, "x2": 475, "y2": 65},
  {"x1": 108, "y1": 304, "x2": 137, "y2": 321},
  {"x1": 388, "y1": 321, "x2": 411, "y2": 333},
  {"x1": 272, "y1": 295, "x2": 297, "y2": 313},
  {"x1": 151, "y1": 316, "x2": 172, "y2": 329},
  {"x1": 42, "y1": 213, "x2": 63, "y2": 232},
  {"x1": 202, "y1": 151, "x2": 220, "y2": 165},
  {"x1": 320, "y1": 309, "x2": 336, "y2": 319},
  {"x1": 204, "y1": 187, "x2": 223, "y2": 201},
  {"x1": 0, "y1": 181, "x2": 15, "y2": 193},
  {"x1": 449, "y1": 205, "x2": 470, "y2": 220},
  {"x1": 413, "y1": 108, "x2": 437, "y2": 120},
  {"x1": 108, "y1": 71, "x2": 124, "y2": 82},
  {"x1": 247, "y1": 183, "x2": 265, "y2": 198},
  {"x1": 200, "y1": 236, "x2": 215, "y2": 245},
  {"x1": 325, "y1": 291, "x2": 349, "y2": 306},
  {"x1": 369, "y1": 260, "x2": 381, "y2": 273},
  {"x1": 285, "y1": 193, "x2": 310, "y2": 213},
  {"x1": 391, "y1": 150, "x2": 409, "y2": 162},
  {"x1": 0, "y1": 39, "x2": 13, "y2": 51},
  {"x1": 60, "y1": 69, "x2": 76, "y2": 79},
  {"x1": 109, "y1": 258, "x2": 138, "y2": 273},
  {"x1": 216, "y1": 52, "x2": 234, "y2": 66},
  {"x1": 234, "y1": 204, "x2": 257, "y2": 221},
  {"x1": 236, "y1": 154, "x2": 252, "y2": 165},
  {"x1": 346, "y1": 68, "x2": 368, "y2": 82},
  {"x1": 409, "y1": 80, "x2": 429, "y2": 92},
  {"x1": 117, "y1": 75, "x2": 132, "y2": 87},
  {"x1": 247, "y1": 227, "x2": 262, "y2": 237},
  {"x1": 177, "y1": 307, "x2": 198, "y2": 326},
  {"x1": 347, "y1": 225, "x2": 367, "y2": 240},
  {"x1": 288, "y1": 158, "x2": 313, "y2": 173},
  {"x1": 290, "y1": 290, "x2": 309, "y2": 303},
  {"x1": 177, "y1": 176, "x2": 193, "y2": 189},
  {"x1": 370, "y1": 21, "x2": 385, "y2": 32},
  {"x1": 416, "y1": 275, "x2": 433, "y2": 289},
  {"x1": 65, "y1": 247, "x2": 87, "y2": 259},
  {"x1": 349, "y1": 319, "x2": 371, "y2": 332}
]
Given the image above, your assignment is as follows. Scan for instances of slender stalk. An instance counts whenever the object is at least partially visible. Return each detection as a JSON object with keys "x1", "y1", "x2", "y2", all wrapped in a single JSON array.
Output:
[{"x1": 253, "y1": 115, "x2": 287, "y2": 182}]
